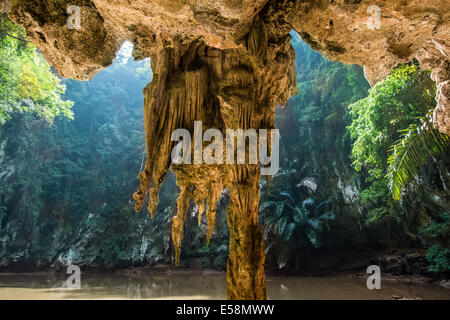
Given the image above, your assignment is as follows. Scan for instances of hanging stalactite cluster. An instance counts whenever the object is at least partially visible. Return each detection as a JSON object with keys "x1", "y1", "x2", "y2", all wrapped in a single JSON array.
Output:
[{"x1": 132, "y1": 12, "x2": 296, "y2": 299}]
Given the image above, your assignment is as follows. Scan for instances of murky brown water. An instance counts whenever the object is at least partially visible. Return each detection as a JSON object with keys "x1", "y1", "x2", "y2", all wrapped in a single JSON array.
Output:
[{"x1": 0, "y1": 272, "x2": 449, "y2": 300}]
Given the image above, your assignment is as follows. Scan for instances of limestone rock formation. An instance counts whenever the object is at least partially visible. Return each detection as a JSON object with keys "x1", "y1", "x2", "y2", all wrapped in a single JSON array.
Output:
[
  {"x1": 283, "y1": 0, "x2": 450, "y2": 135},
  {"x1": 8, "y1": 0, "x2": 450, "y2": 299},
  {"x1": 9, "y1": 0, "x2": 450, "y2": 134},
  {"x1": 0, "y1": 0, "x2": 10, "y2": 13}
]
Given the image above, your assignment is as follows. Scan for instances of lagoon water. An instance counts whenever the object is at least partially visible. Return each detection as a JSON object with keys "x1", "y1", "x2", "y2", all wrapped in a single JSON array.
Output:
[{"x1": 0, "y1": 272, "x2": 449, "y2": 300}]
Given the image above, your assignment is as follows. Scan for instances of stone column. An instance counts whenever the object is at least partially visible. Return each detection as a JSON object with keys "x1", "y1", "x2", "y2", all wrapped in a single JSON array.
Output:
[{"x1": 226, "y1": 165, "x2": 266, "y2": 299}]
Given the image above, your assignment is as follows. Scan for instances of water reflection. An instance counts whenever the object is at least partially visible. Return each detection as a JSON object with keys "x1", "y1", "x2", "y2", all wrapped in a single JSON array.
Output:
[{"x1": 0, "y1": 272, "x2": 449, "y2": 300}]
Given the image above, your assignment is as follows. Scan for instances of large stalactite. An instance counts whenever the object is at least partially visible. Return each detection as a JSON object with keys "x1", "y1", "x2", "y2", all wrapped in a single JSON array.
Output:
[
  {"x1": 8, "y1": 0, "x2": 450, "y2": 299},
  {"x1": 131, "y1": 15, "x2": 296, "y2": 298}
]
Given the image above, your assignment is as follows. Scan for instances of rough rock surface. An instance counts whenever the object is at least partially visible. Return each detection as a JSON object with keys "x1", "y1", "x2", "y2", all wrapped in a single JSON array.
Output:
[
  {"x1": 8, "y1": 0, "x2": 450, "y2": 300},
  {"x1": 283, "y1": 0, "x2": 450, "y2": 136},
  {"x1": 9, "y1": 0, "x2": 450, "y2": 134},
  {"x1": 0, "y1": 0, "x2": 10, "y2": 13}
]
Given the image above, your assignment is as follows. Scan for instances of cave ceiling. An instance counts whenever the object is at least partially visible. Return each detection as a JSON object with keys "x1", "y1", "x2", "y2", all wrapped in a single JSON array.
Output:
[{"x1": 7, "y1": 0, "x2": 450, "y2": 135}]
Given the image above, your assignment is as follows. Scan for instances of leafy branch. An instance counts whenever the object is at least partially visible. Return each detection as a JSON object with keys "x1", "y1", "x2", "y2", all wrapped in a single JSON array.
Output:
[{"x1": 387, "y1": 109, "x2": 450, "y2": 200}]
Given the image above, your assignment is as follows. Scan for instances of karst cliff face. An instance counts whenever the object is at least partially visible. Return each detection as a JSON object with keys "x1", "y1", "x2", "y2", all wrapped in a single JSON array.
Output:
[{"x1": 8, "y1": 0, "x2": 450, "y2": 299}]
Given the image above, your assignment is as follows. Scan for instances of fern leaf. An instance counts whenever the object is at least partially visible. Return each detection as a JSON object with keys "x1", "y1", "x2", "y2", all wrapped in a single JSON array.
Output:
[{"x1": 387, "y1": 109, "x2": 449, "y2": 200}]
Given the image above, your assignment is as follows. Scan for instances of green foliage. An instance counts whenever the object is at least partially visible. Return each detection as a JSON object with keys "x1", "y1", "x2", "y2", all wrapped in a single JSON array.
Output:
[
  {"x1": 420, "y1": 212, "x2": 450, "y2": 239},
  {"x1": 277, "y1": 33, "x2": 370, "y2": 172},
  {"x1": 260, "y1": 167, "x2": 335, "y2": 269},
  {"x1": 348, "y1": 64, "x2": 437, "y2": 222},
  {"x1": 419, "y1": 212, "x2": 450, "y2": 272},
  {"x1": 0, "y1": 48, "x2": 153, "y2": 267},
  {"x1": 387, "y1": 110, "x2": 449, "y2": 200},
  {"x1": 348, "y1": 64, "x2": 435, "y2": 176},
  {"x1": 0, "y1": 14, "x2": 73, "y2": 124},
  {"x1": 261, "y1": 32, "x2": 370, "y2": 269},
  {"x1": 425, "y1": 244, "x2": 450, "y2": 272}
]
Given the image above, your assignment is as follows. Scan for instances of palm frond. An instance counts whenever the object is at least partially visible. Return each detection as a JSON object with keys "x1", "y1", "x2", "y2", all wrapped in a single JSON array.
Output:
[
  {"x1": 292, "y1": 206, "x2": 307, "y2": 225},
  {"x1": 387, "y1": 109, "x2": 449, "y2": 200},
  {"x1": 316, "y1": 200, "x2": 330, "y2": 211},
  {"x1": 302, "y1": 197, "x2": 315, "y2": 210},
  {"x1": 306, "y1": 228, "x2": 322, "y2": 248},
  {"x1": 283, "y1": 222, "x2": 296, "y2": 241},
  {"x1": 276, "y1": 201, "x2": 286, "y2": 217},
  {"x1": 318, "y1": 212, "x2": 335, "y2": 221},
  {"x1": 277, "y1": 216, "x2": 288, "y2": 236},
  {"x1": 263, "y1": 222, "x2": 274, "y2": 241},
  {"x1": 264, "y1": 242, "x2": 273, "y2": 254},
  {"x1": 279, "y1": 191, "x2": 295, "y2": 203},
  {"x1": 259, "y1": 200, "x2": 277, "y2": 213},
  {"x1": 308, "y1": 218, "x2": 323, "y2": 233}
]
